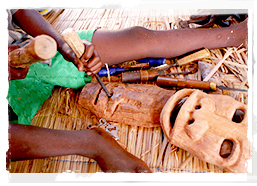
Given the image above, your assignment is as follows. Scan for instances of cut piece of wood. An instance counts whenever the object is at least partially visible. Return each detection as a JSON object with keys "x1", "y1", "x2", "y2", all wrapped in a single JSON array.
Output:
[
  {"x1": 8, "y1": 35, "x2": 57, "y2": 68},
  {"x1": 198, "y1": 61, "x2": 222, "y2": 85},
  {"x1": 78, "y1": 82, "x2": 175, "y2": 127}
]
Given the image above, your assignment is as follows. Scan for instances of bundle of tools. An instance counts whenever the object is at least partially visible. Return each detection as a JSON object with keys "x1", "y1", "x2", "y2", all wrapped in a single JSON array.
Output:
[{"x1": 97, "y1": 48, "x2": 247, "y2": 93}]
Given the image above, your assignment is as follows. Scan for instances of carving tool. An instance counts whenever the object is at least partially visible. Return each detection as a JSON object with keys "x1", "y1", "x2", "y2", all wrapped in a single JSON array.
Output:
[
  {"x1": 153, "y1": 48, "x2": 210, "y2": 71},
  {"x1": 122, "y1": 70, "x2": 193, "y2": 83},
  {"x1": 62, "y1": 28, "x2": 111, "y2": 98},
  {"x1": 156, "y1": 76, "x2": 248, "y2": 92},
  {"x1": 8, "y1": 35, "x2": 57, "y2": 68},
  {"x1": 98, "y1": 67, "x2": 127, "y2": 77},
  {"x1": 99, "y1": 48, "x2": 209, "y2": 77},
  {"x1": 97, "y1": 58, "x2": 166, "y2": 77},
  {"x1": 138, "y1": 58, "x2": 166, "y2": 66}
]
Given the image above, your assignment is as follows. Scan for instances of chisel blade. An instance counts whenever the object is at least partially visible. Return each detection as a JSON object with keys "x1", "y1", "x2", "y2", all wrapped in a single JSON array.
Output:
[
  {"x1": 217, "y1": 85, "x2": 248, "y2": 92},
  {"x1": 95, "y1": 74, "x2": 112, "y2": 98}
]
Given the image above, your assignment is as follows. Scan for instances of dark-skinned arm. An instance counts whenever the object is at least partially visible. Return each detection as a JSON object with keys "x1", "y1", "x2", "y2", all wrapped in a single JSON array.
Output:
[
  {"x1": 7, "y1": 123, "x2": 151, "y2": 172},
  {"x1": 12, "y1": 9, "x2": 102, "y2": 74},
  {"x1": 12, "y1": 9, "x2": 78, "y2": 64}
]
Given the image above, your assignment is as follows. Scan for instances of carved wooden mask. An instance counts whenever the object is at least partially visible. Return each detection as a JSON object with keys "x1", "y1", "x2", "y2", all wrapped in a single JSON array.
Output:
[{"x1": 160, "y1": 89, "x2": 250, "y2": 173}]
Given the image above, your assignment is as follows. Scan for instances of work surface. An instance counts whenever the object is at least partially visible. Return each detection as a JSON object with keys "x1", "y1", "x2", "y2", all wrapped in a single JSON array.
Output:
[{"x1": 8, "y1": 9, "x2": 248, "y2": 173}]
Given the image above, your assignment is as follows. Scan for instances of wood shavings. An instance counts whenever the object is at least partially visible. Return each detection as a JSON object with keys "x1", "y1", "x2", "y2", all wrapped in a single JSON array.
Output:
[{"x1": 203, "y1": 48, "x2": 234, "y2": 81}]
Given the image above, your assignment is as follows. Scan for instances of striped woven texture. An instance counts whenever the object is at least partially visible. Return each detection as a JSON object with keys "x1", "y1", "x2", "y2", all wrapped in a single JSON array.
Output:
[{"x1": 8, "y1": 9, "x2": 248, "y2": 173}]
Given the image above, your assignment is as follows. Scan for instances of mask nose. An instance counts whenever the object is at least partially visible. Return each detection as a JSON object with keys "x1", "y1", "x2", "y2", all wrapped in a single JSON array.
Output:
[{"x1": 184, "y1": 98, "x2": 210, "y2": 141}]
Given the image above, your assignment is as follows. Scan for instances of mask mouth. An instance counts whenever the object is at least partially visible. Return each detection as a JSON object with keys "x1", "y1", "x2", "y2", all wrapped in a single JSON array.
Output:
[{"x1": 220, "y1": 139, "x2": 234, "y2": 159}]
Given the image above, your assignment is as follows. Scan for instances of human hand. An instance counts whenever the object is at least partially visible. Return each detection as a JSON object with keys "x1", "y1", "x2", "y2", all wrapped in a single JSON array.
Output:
[
  {"x1": 78, "y1": 40, "x2": 103, "y2": 76},
  {"x1": 8, "y1": 65, "x2": 29, "y2": 80},
  {"x1": 59, "y1": 40, "x2": 103, "y2": 76},
  {"x1": 8, "y1": 45, "x2": 29, "y2": 80},
  {"x1": 86, "y1": 127, "x2": 152, "y2": 173}
]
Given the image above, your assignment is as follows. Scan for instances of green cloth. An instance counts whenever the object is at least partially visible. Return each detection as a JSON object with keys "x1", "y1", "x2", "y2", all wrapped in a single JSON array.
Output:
[{"x1": 7, "y1": 29, "x2": 96, "y2": 125}]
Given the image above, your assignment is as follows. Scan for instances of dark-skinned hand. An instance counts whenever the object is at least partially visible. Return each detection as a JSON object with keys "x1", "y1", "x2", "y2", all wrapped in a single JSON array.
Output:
[
  {"x1": 58, "y1": 40, "x2": 103, "y2": 76},
  {"x1": 8, "y1": 45, "x2": 29, "y2": 80}
]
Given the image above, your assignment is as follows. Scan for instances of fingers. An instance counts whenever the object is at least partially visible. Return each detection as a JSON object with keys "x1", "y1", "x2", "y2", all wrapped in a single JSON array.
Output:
[
  {"x1": 61, "y1": 39, "x2": 103, "y2": 74},
  {"x1": 83, "y1": 41, "x2": 95, "y2": 60},
  {"x1": 59, "y1": 42, "x2": 83, "y2": 71},
  {"x1": 79, "y1": 40, "x2": 103, "y2": 75},
  {"x1": 86, "y1": 56, "x2": 102, "y2": 75},
  {"x1": 8, "y1": 66, "x2": 29, "y2": 80}
]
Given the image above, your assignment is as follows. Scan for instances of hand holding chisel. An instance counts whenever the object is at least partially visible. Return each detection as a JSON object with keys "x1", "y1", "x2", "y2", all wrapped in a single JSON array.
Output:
[{"x1": 61, "y1": 28, "x2": 112, "y2": 98}]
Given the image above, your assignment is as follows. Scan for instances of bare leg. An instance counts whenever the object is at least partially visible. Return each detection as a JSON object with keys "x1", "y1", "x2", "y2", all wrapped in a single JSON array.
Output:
[
  {"x1": 92, "y1": 20, "x2": 247, "y2": 65},
  {"x1": 7, "y1": 123, "x2": 151, "y2": 173}
]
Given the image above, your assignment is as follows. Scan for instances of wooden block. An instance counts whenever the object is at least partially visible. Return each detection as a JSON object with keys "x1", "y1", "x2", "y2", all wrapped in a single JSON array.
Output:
[{"x1": 177, "y1": 48, "x2": 210, "y2": 66}]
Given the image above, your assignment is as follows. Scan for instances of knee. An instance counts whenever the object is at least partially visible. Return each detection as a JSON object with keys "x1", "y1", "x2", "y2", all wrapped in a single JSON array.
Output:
[{"x1": 125, "y1": 26, "x2": 152, "y2": 40}]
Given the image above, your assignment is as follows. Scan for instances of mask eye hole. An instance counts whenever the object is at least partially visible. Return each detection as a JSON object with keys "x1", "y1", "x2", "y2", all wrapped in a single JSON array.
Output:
[
  {"x1": 170, "y1": 97, "x2": 188, "y2": 128},
  {"x1": 232, "y1": 109, "x2": 245, "y2": 123},
  {"x1": 195, "y1": 105, "x2": 201, "y2": 110},
  {"x1": 188, "y1": 119, "x2": 195, "y2": 125},
  {"x1": 220, "y1": 139, "x2": 233, "y2": 158}
]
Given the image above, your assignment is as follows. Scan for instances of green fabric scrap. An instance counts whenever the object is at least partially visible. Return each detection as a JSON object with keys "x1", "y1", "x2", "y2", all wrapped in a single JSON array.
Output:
[
  {"x1": 29, "y1": 52, "x2": 91, "y2": 89},
  {"x1": 76, "y1": 29, "x2": 96, "y2": 41},
  {"x1": 7, "y1": 77, "x2": 55, "y2": 125},
  {"x1": 7, "y1": 29, "x2": 96, "y2": 125}
]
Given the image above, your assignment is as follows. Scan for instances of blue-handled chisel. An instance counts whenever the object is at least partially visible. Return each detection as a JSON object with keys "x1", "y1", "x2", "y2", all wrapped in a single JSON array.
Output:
[
  {"x1": 98, "y1": 58, "x2": 166, "y2": 77},
  {"x1": 138, "y1": 58, "x2": 166, "y2": 66}
]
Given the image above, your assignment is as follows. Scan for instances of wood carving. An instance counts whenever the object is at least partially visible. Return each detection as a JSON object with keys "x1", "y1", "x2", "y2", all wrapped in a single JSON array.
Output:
[
  {"x1": 8, "y1": 35, "x2": 57, "y2": 68},
  {"x1": 78, "y1": 82, "x2": 175, "y2": 127},
  {"x1": 160, "y1": 89, "x2": 250, "y2": 173}
]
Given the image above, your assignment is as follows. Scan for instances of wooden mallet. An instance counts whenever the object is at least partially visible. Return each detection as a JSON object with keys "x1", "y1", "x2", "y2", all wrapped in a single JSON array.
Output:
[{"x1": 8, "y1": 35, "x2": 57, "y2": 68}]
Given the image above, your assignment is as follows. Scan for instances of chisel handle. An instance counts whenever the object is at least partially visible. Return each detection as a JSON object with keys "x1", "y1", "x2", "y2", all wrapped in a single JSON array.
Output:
[
  {"x1": 176, "y1": 48, "x2": 210, "y2": 66},
  {"x1": 122, "y1": 70, "x2": 160, "y2": 83},
  {"x1": 138, "y1": 58, "x2": 166, "y2": 66},
  {"x1": 156, "y1": 76, "x2": 216, "y2": 90},
  {"x1": 98, "y1": 67, "x2": 126, "y2": 77},
  {"x1": 8, "y1": 35, "x2": 57, "y2": 68},
  {"x1": 61, "y1": 28, "x2": 85, "y2": 58}
]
